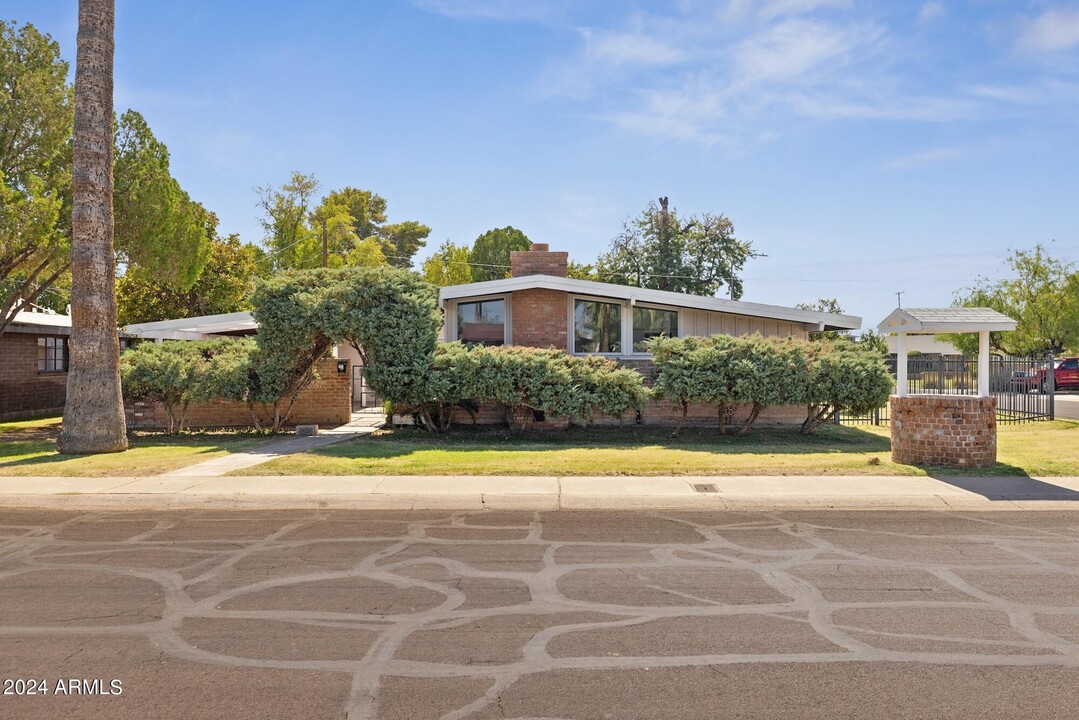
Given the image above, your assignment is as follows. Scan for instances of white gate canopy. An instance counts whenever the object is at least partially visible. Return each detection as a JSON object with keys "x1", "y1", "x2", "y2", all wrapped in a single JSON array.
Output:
[
  {"x1": 877, "y1": 307, "x2": 1017, "y2": 398},
  {"x1": 878, "y1": 307, "x2": 1017, "y2": 334}
]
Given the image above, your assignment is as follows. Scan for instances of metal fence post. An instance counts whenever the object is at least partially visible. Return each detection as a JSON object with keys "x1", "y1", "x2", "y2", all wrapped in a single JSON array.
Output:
[{"x1": 1049, "y1": 354, "x2": 1055, "y2": 421}]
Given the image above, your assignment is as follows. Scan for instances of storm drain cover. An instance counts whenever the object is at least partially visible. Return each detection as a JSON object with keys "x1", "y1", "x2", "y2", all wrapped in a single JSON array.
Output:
[{"x1": 693, "y1": 483, "x2": 719, "y2": 493}]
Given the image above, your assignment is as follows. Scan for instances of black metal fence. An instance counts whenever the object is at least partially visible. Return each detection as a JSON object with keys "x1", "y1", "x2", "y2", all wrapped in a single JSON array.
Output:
[
  {"x1": 838, "y1": 355, "x2": 1055, "y2": 425},
  {"x1": 351, "y1": 366, "x2": 382, "y2": 411}
]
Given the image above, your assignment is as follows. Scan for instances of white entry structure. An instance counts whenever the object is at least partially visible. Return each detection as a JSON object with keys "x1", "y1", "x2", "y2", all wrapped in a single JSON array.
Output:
[{"x1": 877, "y1": 307, "x2": 1017, "y2": 397}]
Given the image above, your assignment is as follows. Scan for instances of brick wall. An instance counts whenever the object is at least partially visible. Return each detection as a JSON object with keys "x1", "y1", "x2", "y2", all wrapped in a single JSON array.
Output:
[
  {"x1": 126, "y1": 358, "x2": 352, "y2": 430},
  {"x1": 510, "y1": 245, "x2": 569, "y2": 277},
  {"x1": 510, "y1": 290, "x2": 569, "y2": 350},
  {"x1": 0, "y1": 333, "x2": 68, "y2": 420},
  {"x1": 890, "y1": 394, "x2": 997, "y2": 468}
]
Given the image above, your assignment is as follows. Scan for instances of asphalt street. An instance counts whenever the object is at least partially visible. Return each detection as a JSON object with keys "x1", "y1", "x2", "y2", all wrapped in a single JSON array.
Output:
[
  {"x1": 1, "y1": 509, "x2": 1078, "y2": 720},
  {"x1": 1053, "y1": 392, "x2": 1079, "y2": 420}
]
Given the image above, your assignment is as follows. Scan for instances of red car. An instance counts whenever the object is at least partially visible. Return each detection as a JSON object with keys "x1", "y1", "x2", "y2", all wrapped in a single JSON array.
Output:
[{"x1": 1012, "y1": 357, "x2": 1079, "y2": 393}]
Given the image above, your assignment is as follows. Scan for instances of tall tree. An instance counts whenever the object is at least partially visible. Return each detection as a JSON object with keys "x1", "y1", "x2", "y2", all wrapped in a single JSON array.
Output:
[
  {"x1": 0, "y1": 21, "x2": 73, "y2": 334},
  {"x1": 468, "y1": 226, "x2": 531, "y2": 282},
  {"x1": 422, "y1": 240, "x2": 472, "y2": 286},
  {"x1": 943, "y1": 243, "x2": 1079, "y2": 356},
  {"x1": 59, "y1": 0, "x2": 127, "y2": 453},
  {"x1": 256, "y1": 171, "x2": 320, "y2": 271},
  {"x1": 319, "y1": 186, "x2": 430, "y2": 268},
  {"x1": 116, "y1": 213, "x2": 261, "y2": 325},
  {"x1": 596, "y1": 198, "x2": 753, "y2": 298}
]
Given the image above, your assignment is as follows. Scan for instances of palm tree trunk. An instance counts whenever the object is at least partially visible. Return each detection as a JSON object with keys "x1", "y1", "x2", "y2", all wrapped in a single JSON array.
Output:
[{"x1": 58, "y1": 0, "x2": 128, "y2": 454}]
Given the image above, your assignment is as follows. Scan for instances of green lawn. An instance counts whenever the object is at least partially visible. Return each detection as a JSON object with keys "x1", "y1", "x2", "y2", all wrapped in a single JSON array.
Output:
[
  {"x1": 231, "y1": 420, "x2": 1079, "y2": 477},
  {"x1": 0, "y1": 416, "x2": 267, "y2": 477}
]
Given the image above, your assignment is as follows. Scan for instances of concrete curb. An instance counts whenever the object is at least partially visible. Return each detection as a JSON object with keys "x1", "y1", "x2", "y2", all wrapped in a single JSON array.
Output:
[{"x1": 2, "y1": 475, "x2": 1078, "y2": 511}]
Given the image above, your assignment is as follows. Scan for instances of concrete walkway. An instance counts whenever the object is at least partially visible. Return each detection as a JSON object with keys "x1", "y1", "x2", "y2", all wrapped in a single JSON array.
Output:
[
  {"x1": 157, "y1": 412, "x2": 385, "y2": 477},
  {"x1": 2, "y1": 473, "x2": 1079, "y2": 511}
]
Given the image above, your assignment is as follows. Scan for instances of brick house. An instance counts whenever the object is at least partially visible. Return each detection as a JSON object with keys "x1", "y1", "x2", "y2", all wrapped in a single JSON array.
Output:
[
  {"x1": 0, "y1": 307, "x2": 74, "y2": 420},
  {"x1": 439, "y1": 244, "x2": 861, "y2": 426}
]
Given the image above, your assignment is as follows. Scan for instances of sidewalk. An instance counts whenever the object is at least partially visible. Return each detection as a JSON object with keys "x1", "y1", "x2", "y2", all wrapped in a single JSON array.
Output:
[{"x1": 2, "y1": 473, "x2": 1078, "y2": 511}]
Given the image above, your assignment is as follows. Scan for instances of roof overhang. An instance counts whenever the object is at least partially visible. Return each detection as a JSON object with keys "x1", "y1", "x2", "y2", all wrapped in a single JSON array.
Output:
[
  {"x1": 124, "y1": 311, "x2": 257, "y2": 339},
  {"x1": 439, "y1": 275, "x2": 862, "y2": 331},
  {"x1": 877, "y1": 307, "x2": 1017, "y2": 334}
]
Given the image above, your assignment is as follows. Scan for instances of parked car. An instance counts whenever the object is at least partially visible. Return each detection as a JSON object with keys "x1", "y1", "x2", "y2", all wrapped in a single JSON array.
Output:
[{"x1": 1011, "y1": 357, "x2": 1079, "y2": 393}]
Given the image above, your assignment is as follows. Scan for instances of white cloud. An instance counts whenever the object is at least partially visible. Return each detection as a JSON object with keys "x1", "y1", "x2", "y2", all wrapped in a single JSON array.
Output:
[
  {"x1": 879, "y1": 146, "x2": 967, "y2": 170},
  {"x1": 917, "y1": 2, "x2": 946, "y2": 27},
  {"x1": 760, "y1": 0, "x2": 852, "y2": 20},
  {"x1": 410, "y1": 0, "x2": 566, "y2": 23},
  {"x1": 1016, "y1": 7, "x2": 1079, "y2": 53},
  {"x1": 732, "y1": 19, "x2": 880, "y2": 87},
  {"x1": 582, "y1": 29, "x2": 687, "y2": 67}
]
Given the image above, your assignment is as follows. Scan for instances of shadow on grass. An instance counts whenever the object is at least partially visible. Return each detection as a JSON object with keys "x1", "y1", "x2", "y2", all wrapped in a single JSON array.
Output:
[
  {"x1": 317, "y1": 423, "x2": 894, "y2": 457},
  {"x1": 0, "y1": 431, "x2": 266, "y2": 471}
]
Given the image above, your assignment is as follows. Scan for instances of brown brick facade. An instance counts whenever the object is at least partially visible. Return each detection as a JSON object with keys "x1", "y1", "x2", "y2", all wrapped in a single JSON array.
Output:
[
  {"x1": 126, "y1": 358, "x2": 352, "y2": 430},
  {"x1": 510, "y1": 290, "x2": 569, "y2": 350},
  {"x1": 890, "y1": 394, "x2": 997, "y2": 468},
  {"x1": 0, "y1": 333, "x2": 68, "y2": 420}
]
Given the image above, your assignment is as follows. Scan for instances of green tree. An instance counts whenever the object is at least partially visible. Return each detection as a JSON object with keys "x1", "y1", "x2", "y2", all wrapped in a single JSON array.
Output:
[
  {"x1": 468, "y1": 226, "x2": 531, "y2": 282},
  {"x1": 256, "y1": 171, "x2": 320, "y2": 271},
  {"x1": 113, "y1": 110, "x2": 210, "y2": 288},
  {"x1": 567, "y1": 261, "x2": 599, "y2": 281},
  {"x1": 59, "y1": 0, "x2": 127, "y2": 454},
  {"x1": 942, "y1": 244, "x2": 1079, "y2": 356},
  {"x1": 796, "y1": 298, "x2": 852, "y2": 341},
  {"x1": 116, "y1": 215, "x2": 261, "y2": 325},
  {"x1": 597, "y1": 197, "x2": 753, "y2": 297},
  {"x1": 0, "y1": 20, "x2": 73, "y2": 333},
  {"x1": 422, "y1": 240, "x2": 472, "y2": 286},
  {"x1": 318, "y1": 186, "x2": 430, "y2": 268}
]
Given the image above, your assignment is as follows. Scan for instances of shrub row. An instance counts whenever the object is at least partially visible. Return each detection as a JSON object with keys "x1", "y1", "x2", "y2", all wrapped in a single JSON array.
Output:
[
  {"x1": 648, "y1": 334, "x2": 893, "y2": 435},
  {"x1": 406, "y1": 343, "x2": 650, "y2": 432}
]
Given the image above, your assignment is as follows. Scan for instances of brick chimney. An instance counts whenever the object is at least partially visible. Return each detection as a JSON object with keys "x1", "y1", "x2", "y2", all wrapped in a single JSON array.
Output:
[{"x1": 509, "y1": 243, "x2": 569, "y2": 277}]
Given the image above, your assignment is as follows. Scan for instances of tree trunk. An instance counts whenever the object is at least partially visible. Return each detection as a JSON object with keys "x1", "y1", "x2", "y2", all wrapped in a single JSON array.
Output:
[
  {"x1": 736, "y1": 402, "x2": 764, "y2": 435},
  {"x1": 717, "y1": 402, "x2": 728, "y2": 436},
  {"x1": 58, "y1": 0, "x2": 128, "y2": 454}
]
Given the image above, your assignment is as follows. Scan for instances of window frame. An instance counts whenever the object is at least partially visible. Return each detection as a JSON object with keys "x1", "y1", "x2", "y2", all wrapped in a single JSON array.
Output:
[
  {"x1": 629, "y1": 302, "x2": 682, "y2": 355},
  {"x1": 36, "y1": 336, "x2": 69, "y2": 374},
  {"x1": 569, "y1": 295, "x2": 627, "y2": 356},
  {"x1": 450, "y1": 294, "x2": 511, "y2": 346}
]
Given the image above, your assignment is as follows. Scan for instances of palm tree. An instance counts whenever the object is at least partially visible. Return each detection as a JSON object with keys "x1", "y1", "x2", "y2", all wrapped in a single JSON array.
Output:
[{"x1": 58, "y1": 0, "x2": 127, "y2": 454}]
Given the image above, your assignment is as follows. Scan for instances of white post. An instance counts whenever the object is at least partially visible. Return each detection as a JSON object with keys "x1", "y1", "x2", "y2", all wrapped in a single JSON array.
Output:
[
  {"x1": 896, "y1": 331, "x2": 908, "y2": 397},
  {"x1": 978, "y1": 330, "x2": 990, "y2": 397}
]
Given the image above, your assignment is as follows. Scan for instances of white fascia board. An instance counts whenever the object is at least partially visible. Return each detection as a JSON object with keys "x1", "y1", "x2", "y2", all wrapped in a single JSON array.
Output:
[
  {"x1": 124, "y1": 311, "x2": 256, "y2": 336},
  {"x1": 440, "y1": 276, "x2": 862, "y2": 330},
  {"x1": 877, "y1": 308, "x2": 1017, "y2": 334}
]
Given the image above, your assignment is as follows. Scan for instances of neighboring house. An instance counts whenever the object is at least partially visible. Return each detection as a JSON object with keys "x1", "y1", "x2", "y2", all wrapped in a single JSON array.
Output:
[
  {"x1": 439, "y1": 244, "x2": 861, "y2": 372},
  {"x1": 0, "y1": 306, "x2": 72, "y2": 420},
  {"x1": 1, "y1": 305, "x2": 139, "y2": 420}
]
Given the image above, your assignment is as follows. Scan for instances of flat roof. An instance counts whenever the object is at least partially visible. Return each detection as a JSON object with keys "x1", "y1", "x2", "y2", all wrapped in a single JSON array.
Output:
[
  {"x1": 878, "y1": 307, "x2": 1017, "y2": 334},
  {"x1": 439, "y1": 275, "x2": 862, "y2": 331},
  {"x1": 124, "y1": 311, "x2": 257, "y2": 340}
]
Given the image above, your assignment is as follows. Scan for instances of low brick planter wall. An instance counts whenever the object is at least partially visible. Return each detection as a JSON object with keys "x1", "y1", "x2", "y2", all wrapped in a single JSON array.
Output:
[{"x1": 890, "y1": 394, "x2": 996, "y2": 468}]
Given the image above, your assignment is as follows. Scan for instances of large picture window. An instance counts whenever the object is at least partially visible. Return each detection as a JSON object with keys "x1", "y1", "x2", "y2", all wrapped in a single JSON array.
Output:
[
  {"x1": 457, "y1": 299, "x2": 506, "y2": 346},
  {"x1": 37, "y1": 337, "x2": 68, "y2": 372},
  {"x1": 632, "y1": 307, "x2": 678, "y2": 352},
  {"x1": 574, "y1": 299, "x2": 622, "y2": 353}
]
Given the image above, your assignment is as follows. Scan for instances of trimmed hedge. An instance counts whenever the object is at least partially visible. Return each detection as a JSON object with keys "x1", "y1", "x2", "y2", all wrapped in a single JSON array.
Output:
[{"x1": 649, "y1": 334, "x2": 892, "y2": 435}]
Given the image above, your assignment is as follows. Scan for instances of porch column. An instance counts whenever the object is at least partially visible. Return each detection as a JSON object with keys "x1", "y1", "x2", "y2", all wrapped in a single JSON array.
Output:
[
  {"x1": 895, "y1": 331, "x2": 908, "y2": 397},
  {"x1": 978, "y1": 330, "x2": 990, "y2": 397}
]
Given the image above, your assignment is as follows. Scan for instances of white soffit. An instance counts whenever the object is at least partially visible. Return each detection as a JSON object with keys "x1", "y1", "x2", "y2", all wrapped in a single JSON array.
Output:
[
  {"x1": 124, "y1": 311, "x2": 257, "y2": 338},
  {"x1": 877, "y1": 307, "x2": 1017, "y2": 334}
]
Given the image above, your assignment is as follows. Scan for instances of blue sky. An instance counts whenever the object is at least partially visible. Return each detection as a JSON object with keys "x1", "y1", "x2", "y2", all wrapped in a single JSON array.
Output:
[{"x1": 13, "y1": 0, "x2": 1079, "y2": 327}]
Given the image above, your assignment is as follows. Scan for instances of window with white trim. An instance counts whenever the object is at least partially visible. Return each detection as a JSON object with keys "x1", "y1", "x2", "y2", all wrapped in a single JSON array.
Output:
[
  {"x1": 456, "y1": 299, "x2": 506, "y2": 346},
  {"x1": 573, "y1": 299, "x2": 622, "y2": 353},
  {"x1": 632, "y1": 306, "x2": 678, "y2": 352}
]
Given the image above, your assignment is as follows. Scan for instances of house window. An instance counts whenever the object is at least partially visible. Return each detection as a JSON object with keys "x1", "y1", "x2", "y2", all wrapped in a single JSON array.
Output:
[
  {"x1": 632, "y1": 306, "x2": 678, "y2": 352},
  {"x1": 37, "y1": 337, "x2": 68, "y2": 372},
  {"x1": 574, "y1": 299, "x2": 622, "y2": 353},
  {"x1": 457, "y1": 299, "x2": 506, "y2": 346}
]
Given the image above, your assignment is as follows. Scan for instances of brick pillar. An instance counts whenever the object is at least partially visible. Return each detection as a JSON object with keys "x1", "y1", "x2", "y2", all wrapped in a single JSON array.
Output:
[
  {"x1": 510, "y1": 244, "x2": 568, "y2": 277},
  {"x1": 890, "y1": 394, "x2": 997, "y2": 468}
]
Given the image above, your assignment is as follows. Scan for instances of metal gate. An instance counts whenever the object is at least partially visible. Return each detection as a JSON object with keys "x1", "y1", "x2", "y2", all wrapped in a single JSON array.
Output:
[
  {"x1": 351, "y1": 365, "x2": 381, "y2": 411},
  {"x1": 838, "y1": 355, "x2": 1055, "y2": 425}
]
